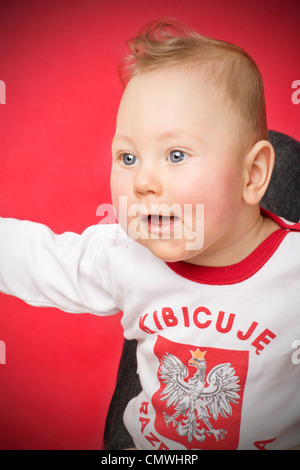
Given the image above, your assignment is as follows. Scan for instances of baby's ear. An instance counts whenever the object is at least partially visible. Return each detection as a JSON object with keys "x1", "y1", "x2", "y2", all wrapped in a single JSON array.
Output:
[{"x1": 242, "y1": 140, "x2": 275, "y2": 205}]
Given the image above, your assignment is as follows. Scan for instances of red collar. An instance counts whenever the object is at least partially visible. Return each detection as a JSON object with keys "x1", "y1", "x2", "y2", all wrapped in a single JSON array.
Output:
[{"x1": 165, "y1": 209, "x2": 299, "y2": 285}]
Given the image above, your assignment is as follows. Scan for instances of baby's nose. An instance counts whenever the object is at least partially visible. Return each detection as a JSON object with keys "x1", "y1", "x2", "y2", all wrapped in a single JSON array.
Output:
[{"x1": 133, "y1": 164, "x2": 163, "y2": 198}]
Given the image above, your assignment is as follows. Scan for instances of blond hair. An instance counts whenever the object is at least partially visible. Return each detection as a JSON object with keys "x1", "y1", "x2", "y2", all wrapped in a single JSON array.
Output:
[{"x1": 119, "y1": 19, "x2": 268, "y2": 148}]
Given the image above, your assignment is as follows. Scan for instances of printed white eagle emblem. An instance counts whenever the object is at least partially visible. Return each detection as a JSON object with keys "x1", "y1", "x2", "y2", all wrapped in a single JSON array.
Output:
[{"x1": 158, "y1": 348, "x2": 241, "y2": 443}]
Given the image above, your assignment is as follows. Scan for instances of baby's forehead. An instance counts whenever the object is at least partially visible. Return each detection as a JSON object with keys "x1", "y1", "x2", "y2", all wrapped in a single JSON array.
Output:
[
  {"x1": 121, "y1": 65, "x2": 229, "y2": 106},
  {"x1": 117, "y1": 66, "x2": 234, "y2": 138},
  {"x1": 114, "y1": 66, "x2": 242, "y2": 153}
]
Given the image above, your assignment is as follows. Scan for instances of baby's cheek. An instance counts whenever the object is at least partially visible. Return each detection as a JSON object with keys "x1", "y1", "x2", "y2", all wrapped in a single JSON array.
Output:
[
  {"x1": 111, "y1": 182, "x2": 137, "y2": 235},
  {"x1": 111, "y1": 175, "x2": 129, "y2": 208},
  {"x1": 173, "y1": 183, "x2": 209, "y2": 208},
  {"x1": 181, "y1": 170, "x2": 237, "y2": 208},
  {"x1": 177, "y1": 183, "x2": 234, "y2": 236}
]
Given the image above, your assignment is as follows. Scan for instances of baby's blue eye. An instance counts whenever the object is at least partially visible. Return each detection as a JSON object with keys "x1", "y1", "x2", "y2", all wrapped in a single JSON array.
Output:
[
  {"x1": 169, "y1": 150, "x2": 188, "y2": 163},
  {"x1": 122, "y1": 153, "x2": 136, "y2": 166}
]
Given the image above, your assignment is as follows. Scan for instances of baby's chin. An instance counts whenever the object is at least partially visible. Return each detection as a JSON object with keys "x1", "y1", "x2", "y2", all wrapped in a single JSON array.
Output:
[{"x1": 135, "y1": 237, "x2": 200, "y2": 264}]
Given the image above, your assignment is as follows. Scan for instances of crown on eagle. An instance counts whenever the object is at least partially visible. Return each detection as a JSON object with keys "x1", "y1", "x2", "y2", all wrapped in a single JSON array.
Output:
[{"x1": 189, "y1": 348, "x2": 207, "y2": 364}]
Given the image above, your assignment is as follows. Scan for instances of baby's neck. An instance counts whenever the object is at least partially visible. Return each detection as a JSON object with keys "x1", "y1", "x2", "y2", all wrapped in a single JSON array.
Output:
[{"x1": 185, "y1": 209, "x2": 280, "y2": 268}]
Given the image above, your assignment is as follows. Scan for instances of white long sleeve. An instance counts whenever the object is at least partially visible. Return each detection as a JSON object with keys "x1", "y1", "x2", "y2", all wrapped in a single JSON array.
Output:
[{"x1": 0, "y1": 217, "x2": 120, "y2": 315}]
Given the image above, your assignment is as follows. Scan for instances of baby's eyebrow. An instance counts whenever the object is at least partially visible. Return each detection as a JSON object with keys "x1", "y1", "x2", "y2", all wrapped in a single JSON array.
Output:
[
  {"x1": 112, "y1": 129, "x2": 203, "y2": 147},
  {"x1": 157, "y1": 129, "x2": 185, "y2": 141},
  {"x1": 157, "y1": 129, "x2": 208, "y2": 145},
  {"x1": 111, "y1": 134, "x2": 134, "y2": 146},
  {"x1": 113, "y1": 129, "x2": 186, "y2": 144}
]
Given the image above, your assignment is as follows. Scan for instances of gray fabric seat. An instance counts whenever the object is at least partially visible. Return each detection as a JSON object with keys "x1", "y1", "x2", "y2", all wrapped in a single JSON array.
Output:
[{"x1": 262, "y1": 130, "x2": 300, "y2": 222}]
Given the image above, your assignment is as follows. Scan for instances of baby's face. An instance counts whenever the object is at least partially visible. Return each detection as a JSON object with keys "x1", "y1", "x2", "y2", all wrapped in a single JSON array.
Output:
[{"x1": 111, "y1": 67, "x2": 246, "y2": 265}]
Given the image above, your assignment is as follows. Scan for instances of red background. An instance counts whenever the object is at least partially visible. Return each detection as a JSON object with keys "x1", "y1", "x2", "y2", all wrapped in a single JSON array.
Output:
[{"x1": 0, "y1": 0, "x2": 299, "y2": 450}]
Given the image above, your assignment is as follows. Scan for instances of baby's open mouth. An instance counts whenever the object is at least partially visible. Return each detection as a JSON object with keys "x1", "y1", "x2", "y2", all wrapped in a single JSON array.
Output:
[
  {"x1": 141, "y1": 214, "x2": 179, "y2": 235},
  {"x1": 148, "y1": 214, "x2": 175, "y2": 225}
]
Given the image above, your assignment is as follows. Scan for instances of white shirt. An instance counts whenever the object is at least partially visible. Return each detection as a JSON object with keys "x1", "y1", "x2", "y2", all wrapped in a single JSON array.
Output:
[{"x1": 0, "y1": 209, "x2": 299, "y2": 449}]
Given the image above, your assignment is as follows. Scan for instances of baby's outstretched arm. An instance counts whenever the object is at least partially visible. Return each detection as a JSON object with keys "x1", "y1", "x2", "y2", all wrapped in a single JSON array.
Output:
[{"x1": 0, "y1": 218, "x2": 119, "y2": 316}]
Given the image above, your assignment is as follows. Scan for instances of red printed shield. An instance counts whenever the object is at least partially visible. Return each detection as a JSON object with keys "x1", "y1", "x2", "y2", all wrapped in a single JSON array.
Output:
[{"x1": 152, "y1": 336, "x2": 248, "y2": 450}]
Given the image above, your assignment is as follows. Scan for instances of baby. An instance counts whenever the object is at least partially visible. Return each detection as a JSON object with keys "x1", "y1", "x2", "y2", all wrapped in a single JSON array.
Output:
[{"x1": 0, "y1": 19, "x2": 300, "y2": 450}]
